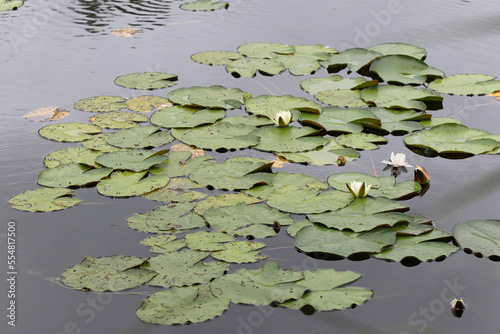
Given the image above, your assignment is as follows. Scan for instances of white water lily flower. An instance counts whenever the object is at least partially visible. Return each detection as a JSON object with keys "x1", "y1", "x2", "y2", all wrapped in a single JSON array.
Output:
[
  {"x1": 381, "y1": 152, "x2": 412, "y2": 168},
  {"x1": 272, "y1": 110, "x2": 292, "y2": 127},
  {"x1": 346, "y1": 181, "x2": 371, "y2": 198}
]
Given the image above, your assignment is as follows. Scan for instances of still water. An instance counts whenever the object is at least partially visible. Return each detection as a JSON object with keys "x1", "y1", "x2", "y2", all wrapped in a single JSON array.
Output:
[{"x1": 1, "y1": 0, "x2": 500, "y2": 333}]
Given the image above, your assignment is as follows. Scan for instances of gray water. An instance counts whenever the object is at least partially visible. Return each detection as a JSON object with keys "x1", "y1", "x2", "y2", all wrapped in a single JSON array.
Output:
[{"x1": 1, "y1": 1, "x2": 500, "y2": 333}]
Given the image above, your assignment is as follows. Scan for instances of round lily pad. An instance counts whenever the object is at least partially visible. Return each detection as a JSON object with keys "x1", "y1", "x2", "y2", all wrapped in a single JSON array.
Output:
[
  {"x1": 191, "y1": 51, "x2": 244, "y2": 66},
  {"x1": 97, "y1": 171, "x2": 170, "y2": 197},
  {"x1": 369, "y1": 55, "x2": 444, "y2": 85},
  {"x1": 453, "y1": 220, "x2": 500, "y2": 260},
  {"x1": 43, "y1": 147, "x2": 103, "y2": 168},
  {"x1": 428, "y1": 74, "x2": 500, "y2": 96},
  {"x1": 125, "y1": 96, "x2": 172, "y2": 112},
  {"x1": 8, "y1": 187, "x2": 81, "y2": 212},
  {"x1": 39, "y1": 123, "x2": 102, "y2": 142},
  {"x1": 106, "y1": 126, "x2": 174, "y2": 149},
  {"x1": 96, "y1": 149, "x2": 169, "y2": 172},
  {"x1": 37, "y1": 163, "x2": 113, "y2": 188},
  {"x1": 180, "y1": 0, "x2": 229, "y2": 11},
  {"x1": 114, "y1": 72, "x2": 178, "y2": 90},
  {"x1": 74, "y1": 96, "x2": 126, "y2": 112},
  {"x1": 368, "y1": 42, "x2": 427, "y2": 60},
  {"x1": 168, "y1": 85, "x2": 247, "y2": 110},
  {"x1": 150, "y1": 106, "x2": 226, "y2": 129},
  {"x1": 90, "y1": 111, "x2": 148, "y2": 129}
]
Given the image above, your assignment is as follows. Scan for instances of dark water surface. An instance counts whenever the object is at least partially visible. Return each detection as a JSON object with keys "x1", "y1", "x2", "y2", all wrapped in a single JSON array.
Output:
[{"x1": 1, "y1": 1, "x2": 500, "y2": 333}]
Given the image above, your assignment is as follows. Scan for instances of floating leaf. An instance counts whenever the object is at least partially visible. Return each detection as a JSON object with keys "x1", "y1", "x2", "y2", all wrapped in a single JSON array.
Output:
[
  {"x1": 74, "y1": 96, "x2": 126, "y2": 112},
  {"x1": 294, "y1": 224, "x2": 397, "y2": 258},
  {"x1": 140, "y1": 235, "x2": 187, "y2": 253},
  {"x1": 222, "y1": 114, "x2": 274, "y2": 127},
  {"x1": 82, "y1": 134, "x2": 122, "y2": 153},
  {"x1": 89, "y1": 111, "x2": 148, "y2": 129},
  {"x1": 276, "y1": 54, "x2": 321, "y2": 76},
  {"x1": 287, "y1": 219, "x2": 313, "y2": 237},
  {"x1": 252, "y1": 126, "x2": 329, "y2": 153},
  {"x1": 299, "y1": 106, "x2": 379, "y2": 134},
  {"x1": 168, "y1": 85, "x2": 247, "y2": 109},
  {"x1": 368, "y1": 42, "x2": 427, "y2": 60},
  {"x1": 237, "y1": 42, "x2": 295, "y2": 58},
  {"x1": 210, "y1": 261, "x2": 306, "y2": 305},
  {"x1": 452, "y1": 220, "x2": 500, "y2": 260},
  {"x1": 96, "y1": 149, "x2": 169, "y2": 172},
  {"x1": 429, "y1": 74, "x2": 500, "y2": 96},
  {"x1": 22, "y1": 106, "x2": 69, "y2": 122},
  {"x1": 0, "y1": 0, "x2": 23, "y2": 11},
  {"x1": 335, "y1": 133, "x2": 387, "y2": 150},
  {"x1": 143, "y1": 178, "x2": 207, "y2": 203},
  {"x1": 8, "y1": 188, "x2": 81, "y2": 212},
  {"x1": 127, "y1": 203, "x2": 206, "y2": 234},
  {"x1": 37, "y1": 163, "x2": 113, "y2": 188},
  {"x1": 369, "y1": 55, "x2": 443, "y2": 85},
  {"x1": 194, "y1": 193, "x2": 262, "y2": 215},
  {"x1": 185, "y1": 231, "x2": 235, "y2": 251},
  {"x1": 212, "y1": 241, "x2": 267, "y2": 263},
  {"x1": 321, "y1": 48, "x2": 382, "y2": 73},
  {"x1": 226, "y1": 58, "x2": 286, "y2": 78},
  {"x1": 364, "y1": 107, "x2": 430, "y2": 135},
  {"x1": 150, "y1": 106, "x2": 226, "y2": 128},
  {"x1": 315, "y1": 89, "x2": 370, "y2": 108},
  {"x1": 300, "y1": 75, "x2": 378, "y2": 95},
  {"x1": 191, "y1": 51, "x2": 244, "y2": 65},
  {"x1": 293, "y1": 44, "x2": 338, "y2": 58},
  {"x1": 145, "y1": 249, "x2": 229, "y2": 288},
  {"x1": 360, "y1": 85, "x2": 442, "y2": 111},
  {"x1": 125, "y1": 96, "x2": 172, "y2": 112},
  {"x1": 97, "y1": 171, "x2": 170, "y2": 197},
  {"x1": 136, "y1": 284, "x2": 230, "y2": 325},
  {"x1": 43, "y1": 147, "x2": 103, "y2": 168},
  {"x1": 149, "y1": 151, "x2": 215, "y2": 177},
  {"x1": 180, "y1": 0, "x2": 229, "y2": 11},
  {"x1": 374, "y1": 229, "x2": 459, "y2": 263},
  {"x1": 112, "y1": 27, "x2": 143, "y2": 37},
  {"x1": 245, "y1": 95, "x2": 322, "y2": 119},
  {"x1": 114, "y1": 72, "x2": 178, "y2": 90},
  {"x1": 420, "y1": 117, "x2": 461, "y2": 128},
  {"x1": 171, "y1": 122, "x2": 260, "y2": 151},
  {"x1": 404, "y1": 123, "x2": 500, "y2": 157},
  {"x1": 328, "y1": 172, "x2": 383, "y2": 191},
  {"x1": 368, "y1": 178, "x2": 422, "y2": 199},
  {"x1": 267, "y1": 184, "x2": 353, "y2": 214},
  {"x1": 39, "y1": 123, "x2": 102, "y2": 142},
  {"x1": 106, "y1": 126, "x2": 174, "y2": 149},
  {"x1": 61, "y1": 256, "x2": 156, "y2": 291},
  {"x1": 308, "y1": 211, "x2": 411, "y2": 233}
]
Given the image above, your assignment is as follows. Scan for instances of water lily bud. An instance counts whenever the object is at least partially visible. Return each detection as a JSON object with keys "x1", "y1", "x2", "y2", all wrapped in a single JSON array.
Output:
[
  {"x1": 450, "y1": 298, "x2": 465, "y2": 318},
  {"x1": 346, "y1": 181, "x2": 371, "y2": 198},
  {"x1": 273, "y1": 110, "x2": 292, "y2": 127},
  {"x1": 414, "y1": 165, "x2": 430, "y2": 184},
  {"x1": 273, "y1": 220, "x2": 281, "y2": 233},
  {"x1": 337, "y1": 155, "x2": 346, "y2": 166}
]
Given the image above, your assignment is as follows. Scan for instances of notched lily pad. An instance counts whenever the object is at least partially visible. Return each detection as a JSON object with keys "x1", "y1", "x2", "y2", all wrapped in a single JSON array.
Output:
[
  {"x1": 453, "y1": 220, "x2": 500, "y2": 260},
  {"x1": 368, "y1": 43, "x2": 427, "y2": 60},
  {"x1": 8, "y1": 187, "x2": 81, "y2": 212},
  {"x1": 360, "y1": 85, "x2": 442, "y2": 111},
  {"x1": 252, "y1": 126, "x2": 329, "y2": 153},
  {"x1": 429, "y1": 74, "x2": 500, "y2": 96},
  {"x1": 321, "y1": 48, "x2": 382, "y2": 73},
  {"x1": 114, "y1": 72, "x2": 178, "y2": 90},
  {"x1": 143, "y1": 178, "x2": 207, "y2": 203},
  {"x1": 37, "y1": 163, "x2": 113, "y2": 188},
  {"x1": 96, "y1": 149, "x2": 169, "y2": 172},
  {"x1": 39, "y1": 123, "x2": 102, "y2": 142},
  {"x1": 90, "y1": 111, "x2": 148, "y2": 129},
  {"x1": 211, "y1": 241, "x2": 267, "y2": 263},
  {"x1": 140, "y1": 235, "x2": 187, "y2": 253},
  {"x1": 191, "y1": 51, "x2": 244, "y2": 66},
  {"x1": 226, "y1": 58, "x2": 286, "y2": 78},
  {"x1": 125, "y1": 96, "x2": 173, "y2": 112},
  {"x1": 335, "y1": 133, "x2": 387, "y2": 150},
  {"x1": 43, "y1": 147, "x2": 103, "y2": 168},
  {"x1": 150, "y1": 106, "x2": 226, "y2": 129},
  {"x1": 97, "y1": 171, "x2": 170, "y2": 197},
  {"x1": 168, "y1": 85, "x2": 247, "y2": 110},
  {"x1": 74, "y1": 96, "x2": 126, "y2": 112},
  {"x1": 245, "y1": 95, "x2": 322, "y2": 120},
  {"x1": 106, "y1": 126, "x2": 174, "y2": 149},
  {"x1": 369, "y1": 55, "x2": 443, "y2": 85},
  {"x1": 180, "y1": 0, "x2": 229, "y2": 11}
]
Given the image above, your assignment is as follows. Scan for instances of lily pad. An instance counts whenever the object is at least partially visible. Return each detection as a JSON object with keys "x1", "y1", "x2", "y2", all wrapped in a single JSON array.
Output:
[
  {"x1": 136, "y1": 284, "x2": 230, "y2": 325},
  {"x1": 420, "y1": 117, "x2": 461, "y2": 128},
  {"x1": 8, "y1": 187, "x2": 81, "y2": 212},
  {"x1": 277, "y1": 139, "x2": 361, "y2": 166},
  {"x1": 237, "y1": 42, "x2": 295, "y2": 58},
  {"x1": 452, "y1": 220, "x2": 500, "y2": 260},
  {"x1": 185, "y1": 231, "x2": 235, "y2": 252},
  {"x1": 180, "y1": 0, "x2": 229, "y2": 11},
  {"x1": 127, "y1": 203, "x2": 206, "y2": 234},
  {"x1": 252, "y1": 126, "x2": 329, "y2": 153},
  {"x1": 61, "y1": 256, "x2": 156, "y2": 291},
  {"x1": 287, "y1": 219, "x2": 313, "y2": 237},
  {"x1": 369, "y1": 55, "x2": 443, "y2": 85},
  {"x1": 368, "y1": 42, "x2": 427, "y2": 60},
  {"x1": 276, "y1": 55, "x2": 321, "y2": 76},
  {"x1": 299, "y1": 106, "x2": 379, "y2": 134},
  {"x1": 140, "y1": 235, "x2": 187, "y2": 253},
  {"x1": 308, "y1": 211, "x2": 411, "y2": 233},
  {"x1": 191, "y1": 51, "x2": 244, "y2": 65},
  {"x1": 210, "y1": 261, "x2": 306, "y2": 305},
  {"x1": 149, "y1": 151, "x2": 215, "y2": 177},
  {"x1": 315, "y1": 89, "x2": 370, "y2": 108},
  {"x1": 365, "y1": 107, "x2": 430, "y2": 135},
  {"x1": 43, "y1": 147, "x2": 103, "y2": 168},
  {"x1": 81, "y1": 134, "x2": 122, "y2": 153},
  {"x1": 150, "y1": 106, "x2": 226, "y2": 128},
  {"x1": 74, "y1": 96, "x2": 126, "y2": 112},
  {"x1": 211, "y1": 241, "x2": 267, "y2": 263},
  {"x1": 143, "y1": 178, "x2": 207, "y2": 203},
  {"x1": 294, "y1": 224, "x2": 397, "y2": 258},
  {"x1": 22, "y1": 106, "x2": 69, "y2": 122},
  {"x1": 37, "y1": 163, "x2": 113, "y2": 188},
  {"x1": 97, "y1": 171, "x2": 170, "y2": 197},
  {"x1": 245, "y1": 95, "x2": 322, "y2": 120},
  {"x1": 95, "y1": 149, "x2": 169, "y2": 172},
  {"x1": 125, "y1": 96, "x2": 172, "y2": 112},
  {"x1": 114, "y1": 72, "x2": 178, "y2": 90},
  {"x1": 404, "y1": 123, "x2": 500, "y2": 157},
  {"x1": 194, "y1": 193, "x2": 262, "y2": 215},
  {"x1": 335, "y1": 133, "x2": 387, "y2": 150},
  {"x1": 106, "y1": 126, "x2": 174, "y2": 149},
  {"x1": 90, "y1": 111, "x2": 148, "y2": 129},
  {"x1": 0, "y1": 0, "x2": 23, "y2": 11},
  {"x1": 360, "y1": 85, "x2": 443, "y2": 111},
  {"x1": 226, "y1": 58, "x2": 286, "y2": 78},
  {"x1": 428, "y1": 74, "x2": 500, "y2": 96},
  {"x1": 320, "y1": 48, "x2": 382, "y2": 73},
  {"x1": 222, "y1": 114, "x2": 274, "y2": 127},
  {"x1": 168, "y1": 85, "x2": 247, "y2": 110},
  {"x1": 300, "y1": 75, "x2": 378, "y2": 95},
  {"x1": 39, "y1": 123, "x2": 102, "y2": 142}
]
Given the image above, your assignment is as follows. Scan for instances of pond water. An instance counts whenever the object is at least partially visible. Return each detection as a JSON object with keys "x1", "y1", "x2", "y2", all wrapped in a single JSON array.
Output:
[{"x1": 1, "y1": 0, "x2": 500, "y2": 333}]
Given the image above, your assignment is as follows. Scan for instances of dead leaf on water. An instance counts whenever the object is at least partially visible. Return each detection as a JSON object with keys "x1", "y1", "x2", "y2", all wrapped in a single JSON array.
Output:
[
  {"x1": 170, "y1": 143, "x2": 205, "y2": 157},
  {"x1": 112, "y1": 28, "x2": 143, "y2": 37},
  {"x1": 23, "y1": 106, "x2": 69, "y2": 122}
]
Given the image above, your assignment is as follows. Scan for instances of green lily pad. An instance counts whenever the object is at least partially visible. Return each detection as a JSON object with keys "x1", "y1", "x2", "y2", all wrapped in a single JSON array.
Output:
[
  {"x1": 168, "y1": 85, "x2": 247, "y2": 109},
  {"x1": 222, "y1": 114, "x2": 274, "y2": 127},
  {"x1": 143, "y1": 178, "x2": 207, "y2": 203},
  {"x1": 452, "y1": 220, "x2": 500, "y2": 260},
  {"x1": 180, "y1": 0, "x2": 229, "y2": 11},
  {"x1": 37, "y1": 163, "x2": 113, "y2": 188},
  {"x1": 243, "y1": 171, "x2": 328, "y2": 200},
  {"x1": 90, "y1": 111, "x2": 148, "y2": 129},
  {"x1": 420, "y1": 117, "x2": 461, "y2": 128},
  {"x1": 211, "y1": 241, "x2": 267, "y2": 263},
  {"x1": 315, "y1": 89, "x2": 370, "y2": 108},
  {"x1": 61, "y1": 256, "x2": 156, "y2": 291},
  {"x1": 276, "y1": 55, "x2": 321, "y2": 76},
  {"x1": 267, "y1": 184, "x2": 353, "y2": 214},
  {"x1": 191, "y1": 51, "x2": 244, "y2": 65},
  {"x1": 171, "y1": 122, "x2": 260, "y2": 151},
  {"x1": 226, "y1": 58, "x2": 287, "y2": 78},
  {"x1": 321, "y1": 48, "x2": 382, "y2": 73},
  {"x1": 95, "y1": 149, "x2": 169, "y2": 172},
  {"x1": 328, "y1": 197, "x2": 409, "y2": 215},
  {"x1": 194, "y1": 193, "x2": 262, "y2": 215},
  {"x1": 369, "y1": 178, "x2": 422, "y2": 199},
  {"x1": 428, "y1": 74, "x2": 500, "y2": 95},
  {"x1": 39, "y1": 123, "x2": 102, "y2": 142},
  {"x1": 43, "y1": 147, "x2": 103, "y2": 168},
  {"x1": 114, "y1": 72, "x2": 178, "y2": 90},
  {"x1": 189, "y1": 158, "x2": 273, "y2": 190},
  {"x1": 368, "y1": 43, "x2": 427, "y2": 60},
  {"x1": 97, "y1": 171, "x2": 170, "y2": 197},
  {"x1": 127, "y1": 203, "x2": 206, "y2": 234},
  {"x1": 278, "y1": 138, "x2": 360, "y2": 166},
  {"x1": 210, "y1": 261, "x2": 306, "y2": 305},
  {"x1": 8, "y1": 187, "x2": 81, "y2": 212},
  {"x1": 125, "y1": 96, "x2": 172, "y2": 112},
  {"x1": 364, "y1": 107, "x2": 430, "y2": 135},
  {"x1": 293, "y1": 44, "x2": 338, "y2": 58},
  {"x1": 185, "y1": 231, "x2": 235, "y2": 251},
  {"x1": 369, "y1": 55, "x2": 444, "y2": 85},
  {"x1": 300, "y1": 75, "x2": 378, "y2": 95},
  {"x1": 150, "y1": 106, "x2": 226, "y2": 128},
  {"x1": 245, "y1": 95, "x2": 322, "y2": 119},
  {"x1": 81, "y1": 134, "x2": 123, "y2": 153},
  {"x1": 335, "y1": 133, "x2": 387, "y2": 150},
  {"x1": 374, "y1": 229, "x2": 459, "y2": 263},
  {"x1": 149, "y1": 151, "x2": 215, "y2": 177},
  {"x1": 294, "y1": 224, "x2": 397, "y2": 258},
  {"x1": 360, "y1": 85, "x2": 443, "y2": 111},
  {"x1": 252, "y1": 126, "x2": 329, "y2": 153},
  {"x1": 237, "y1": 42, "x2": 295, "y2": 58},
  {"x1": 287, "y1": 219, "x2": 313, "y2": 237},
  {"x1": 299, "y1": 106, "x2": 379, "y2": 134},
  {"x1": 74, "y1": 96, "x2": 126, "y2": 112},
  {"x1": 106, "y1": 125, "x2": 174, "y2": 149},
  {"x1": 136, "y1": 284, "x2": 230, "y2": 325},
  {"x1": 308, "y1": 211, "x2": 411, "y2": 233},
  {"x1": 145, "y1": 249, "x2": 229, "y2": 288},
  {"x1": 140, "y1": 235, "x2": 187, "y2": 253},
  {"x1": 0, "y1": 0, "x2": 23, "y2": 11},
  {"x1": 404, "y1": 123, "x2": 500, "y2": 157}
]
